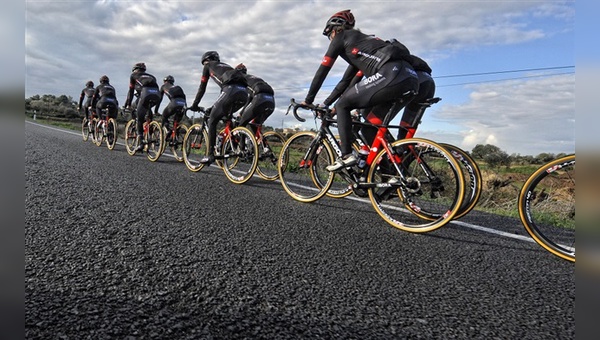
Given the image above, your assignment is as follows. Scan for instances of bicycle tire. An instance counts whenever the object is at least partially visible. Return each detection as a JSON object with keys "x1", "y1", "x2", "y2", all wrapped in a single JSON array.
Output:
[
  {"x1": 88, "y1": 118, "x2": 99, "y2": 145},
  {"x1": 182, "y1": 123, "x2": 210, "y2": 172},
  {"x1": 171, "y1": 124, "x2": 189, "y2": 162},
  {"x1": 81, "y1": 118, "x2": 90, "y2": 141},
  {"x1": 440, "y1": 143, "x2": 482, "y2": 219},
  {"x1": 518, "y1": 154, "x2": 575, "y2": 262},
  {"x1": 93, "y1": 119, "x2": 105, "y2": 147},
  {"x1": 106, "y1": 118, "x2": 117, "y2": 150},
  {"x1": 367, "y1": 138, "x2": 465, "y2": 233},
  {"x1": 222, "y1": 126, "x2": 259, "y2": 184},
  {"x1": 256, "y1": 131, "x2": 286, "y2": 181},
  {"x1": 146, "y1": 121, "x2": 163, "y2": 162},
  {"x1": 124, "y1": 119, "x2": 138, "y2": 156},
  {"x1": 278, "y1": 131, "x2": 336, "y2": 203}
]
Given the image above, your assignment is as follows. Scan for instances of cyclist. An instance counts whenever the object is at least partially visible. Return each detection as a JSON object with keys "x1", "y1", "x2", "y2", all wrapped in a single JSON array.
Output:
[
  {"x1": 91, "y1": 75, "x2": 118, "y2": 120},
  {"x1": 155, "y1": 75, "x2": 187, "y2": 138},
  {"x1": 300, "y1": 9, "x2": 419, "y2": 172},
  {"x1": 124, "y1": 62, "x2": 160, "y2": 151},
  {"x1": 77, "y1": 80, "x2": 95, "y2": 122},
  {"x1": 234, "y1": 63, "x2": 275, "y2": 135},
  {"x1": 190, "y1": 51, "x2": 248, "y2": 165},
  {"x1": 332, "y1": 51, "x2": 435, "y2": 145}
]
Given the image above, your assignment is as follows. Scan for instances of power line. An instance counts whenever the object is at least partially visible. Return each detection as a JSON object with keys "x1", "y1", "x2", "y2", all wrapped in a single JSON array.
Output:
[
  {"x1": 436, "y1": 71, "x2": 574, "y2": 88},
  {"x1": 434, "y1": 66, "x2": 574, "y2": 79}
]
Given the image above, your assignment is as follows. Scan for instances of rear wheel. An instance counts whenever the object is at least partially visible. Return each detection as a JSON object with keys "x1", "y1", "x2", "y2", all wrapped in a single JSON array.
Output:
[
  {"x1": 182, "y1": 124, "x2": 210, "y2": 172},
  {"x1": 367, "y1": 138, "x2": 465, "y2": 233},
  {"x1": 124, "y1": 119, "x2": 138, "y2": 156},
  {"x1": 278, "y1": 131, "x2": 336, "y2": 203},
  {"x1": 171, "y1": 124, "x2": 189, "y2": 162},
  {"x1": 81, "y1": 118, "x2": 90, "y2": 141},
  {"x1": 146, "y1": 121, "x2": 163, "y2": 162},
  {"x1": 256, "y1": 131, "x2": 286, "y2": 181},
  {"x1": 440, "y1": 143, "x2": 481, "y2": 219},
  {"x1": 222, "y1": 126, "x2": 259, "y2": 184},
  {"x1": 106, "y1": 118, "x2": 118, "y2": 150}
]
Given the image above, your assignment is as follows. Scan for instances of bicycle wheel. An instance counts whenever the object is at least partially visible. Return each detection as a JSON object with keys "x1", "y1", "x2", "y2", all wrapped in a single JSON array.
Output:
[
  {"x1": 81, "y1": 118, "x2": 90, "y2": 141},
  {"x1": 518, "y1": 155, "x2": 575, "y2": 262},
  {"x1": 182, "y1": 124, "x2": 210, "y2": 172},
  {"x1": 124, "y1": 119, "x2": 138, "y2": 156},
  {"x1": 367, "y1": 138, "x2": 465, "y2": 233},
  {"x1": 439, "y1": 143, "x2": 482, "y2": 219},
  {"x1": 146, "y1": 121, "x2": 163, "y2": 162},
  {"x1": 171, "y1": 124, "x2": 189, "y2": 162},
  {"x1": 93, "y1": 120, "x2": 104, "y2": 147},
  {"x1": 106, "y1": 118, "x2": 118, "y2": 150},
  {"x1": 256, "y1": 131, "x2": 286, "y2": 181},
  {"x1": 221, "y1": 126, "x2": 258, "y2": 184},
  {"x1": 278, "y1": 131, "x2": 336, "y2": 203},
  {"x1": 322, "y1": 139, "x2": 360, "y2": 199}
]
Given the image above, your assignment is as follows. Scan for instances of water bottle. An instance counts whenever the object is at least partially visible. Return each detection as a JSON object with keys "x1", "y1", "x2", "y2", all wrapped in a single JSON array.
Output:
[{"x1": 357, "y1": 145, "x2": 369, "y2": 169}]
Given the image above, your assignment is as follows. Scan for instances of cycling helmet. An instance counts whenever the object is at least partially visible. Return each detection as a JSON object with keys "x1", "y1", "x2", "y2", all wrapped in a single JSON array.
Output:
[
  {"x1": 132, "y1": 62, "x2": 146, "y2": 72},
  {"x1": 235, "y1": 63, "x2": 247, "y2": 74},
  {"x1": 163, "y1": 75, "x2": 175, "y2": 84},
  {"x1": 323, "y1": 9, "x2": 355, "y2": 37},
  {"x1": 86, "y1": 80, "x2": 94, "y2": 87},
  {"x1": 99, "y1": 75, "x2": 109, "y2": 84},
  {"x1": 201, "y1": 51, "x2": 220, "y2": 64}
]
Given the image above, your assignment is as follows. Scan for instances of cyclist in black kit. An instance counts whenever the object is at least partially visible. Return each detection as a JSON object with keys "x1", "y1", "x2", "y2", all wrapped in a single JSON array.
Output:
[
  {"x1": 78, "y1": 80, "x2": 95, "y2": 121},
  {"x1": 234, "y1": 63, "x2": 275, "y2": 135},
  {"x1": 155, "y1": 75, "x2": 187, "y2": 138},
  {"x1": 301, "y1": 9, "x2": 419, "y2": 172},
  {"x1": 91, "y1": 75, "x2": 118, "y2": 120},
  {"x1": 190, "y1": 51, "x2": 248, "y2": 165},
  {"x1": 124, "y1": 62, "x2": 160, "y2": 151}
]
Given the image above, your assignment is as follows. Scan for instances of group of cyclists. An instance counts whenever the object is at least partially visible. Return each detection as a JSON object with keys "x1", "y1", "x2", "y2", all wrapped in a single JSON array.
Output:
[{"x1": 78, "y1": 9, "x2": 435, "y2": 172}]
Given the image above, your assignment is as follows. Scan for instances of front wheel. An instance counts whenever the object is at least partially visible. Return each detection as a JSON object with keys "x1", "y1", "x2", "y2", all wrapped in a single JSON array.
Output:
[
  {"x1": 106, "y1": 118, "x2": 118, "y2": 150},
  {"x1": 256, "y1": 131, "x2": 286, "y2": 181},
  {"x1": 182, "y1": 124, "x2": 209, "y2": 172},
  {"x1": 124, "y1": 119, "x2": 138, "y2": 156},
  {"x1": 146, "y1": 121, "x2": 163, "y2": 162},
  {"x1": 278, "y1": 131, "x2": 336, "y2": 203},
  {"x1": 222, "y1": 126, "x2": 258, "y2": 184},
  {"x1": 518, "y1": 154, "x2": 575, "y2": 262},
  {"x1": 367, "y1": 138, "x2": 465, "y2": 233}
]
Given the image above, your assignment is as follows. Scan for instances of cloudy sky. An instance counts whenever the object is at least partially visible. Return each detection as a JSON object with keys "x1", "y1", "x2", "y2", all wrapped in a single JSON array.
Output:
[{"x1": 25, "y1": 0, "x2": 575, "y2": 156}]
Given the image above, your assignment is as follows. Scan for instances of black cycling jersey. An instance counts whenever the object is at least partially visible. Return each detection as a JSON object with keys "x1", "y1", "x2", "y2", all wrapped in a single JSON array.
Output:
[
  {"x1": 192, "y1": 60, "x2": 248, "y2": 107},
  {"x1": 78, "y1": 86, "x2": 95, "y2": 109},
  {"x1": 125, "y1": 71, "x2": 159, "y2": 108},
  {"x1": 238, "y1": 73, "x2": 275, "y2": 129},
  {"x1": 306, "y1": 29, "x2": 411, "y2": 104},
  {"x1": 91, "y1": 83, "x2": 118, "y2": 119},
  {"x1": 156, "y1": 83, "x2": 186, "y2": 113}
]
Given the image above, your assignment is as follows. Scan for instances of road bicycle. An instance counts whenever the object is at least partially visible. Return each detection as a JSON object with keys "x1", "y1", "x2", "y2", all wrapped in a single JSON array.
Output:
[
  {"x1": 92, "y1": 108, "x2": 118, "y2": 150},
  {"x1": 81, "y1": 106, "x2": 97, "y2": 142},
  {"x1": 518, "y1": 154, "x2": 575, "y2": 262},
  {"x1": 278, "y1": 97, "x2": 465, "y2": 233},
  {"x1": 158, "y1": 107, "x2": 189, "y2": 162},
  {"x1": 124, "y1": 109, "x2": 163, "y2": 162},
  {"x1": 182, "y1": 107, "x2": 259, "y2": 184},
  {"x1": 326, "y1": 98, "x2": 481, "y2": 220}
]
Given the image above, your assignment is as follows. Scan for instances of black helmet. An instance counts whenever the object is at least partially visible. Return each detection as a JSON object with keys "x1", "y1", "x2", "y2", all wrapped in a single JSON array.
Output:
[
  {"x1": 235, "y1": 63, "x2": 247, "y2": 74},
  {"x1": 163, "y1": 75, "x2": 175, "y2": 84},
  {"x1": 132, "y1": 62, "x2": 146, "y2": 72},
  {"x1": 323, "y1": 9, "x2": 355, "y2": 37},
  {"x1": 201, "y1": 51, "x2": 220, "y2": 64},
  {"x1": 99, "y1": 75, "x2": 109, "y2": 84},
  {"x1": 86, "y1": 80, "x2": 94, "y2": 87}
]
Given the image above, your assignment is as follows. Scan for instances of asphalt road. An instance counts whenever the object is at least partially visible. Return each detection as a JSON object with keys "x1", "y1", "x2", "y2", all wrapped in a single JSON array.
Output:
[{"x1": 25, "y1": 121, "x2": 575, "y2": 339}]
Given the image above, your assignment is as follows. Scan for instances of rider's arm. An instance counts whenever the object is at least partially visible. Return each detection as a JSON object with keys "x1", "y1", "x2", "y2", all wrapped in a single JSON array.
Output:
[
  {"x1": 304, "y1": 35, "x2": 343, "y2": 105},
  {"x1": 124, "y1": 75, "x2": 135, "y2": 108},
  {"x1": 192, "y1": 65, "x2": 210, "y2": 108}
]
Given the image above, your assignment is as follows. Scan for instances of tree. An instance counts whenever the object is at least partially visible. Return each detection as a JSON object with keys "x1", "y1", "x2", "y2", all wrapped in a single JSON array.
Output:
[{"x1": 471, "y1": 144, "x2": 511, "y2": 168}]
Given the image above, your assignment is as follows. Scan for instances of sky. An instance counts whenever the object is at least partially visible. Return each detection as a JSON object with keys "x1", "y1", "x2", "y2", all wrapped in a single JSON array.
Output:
[{"x1": 24, "y1": 0, "x2": 575, "y2": 157}]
